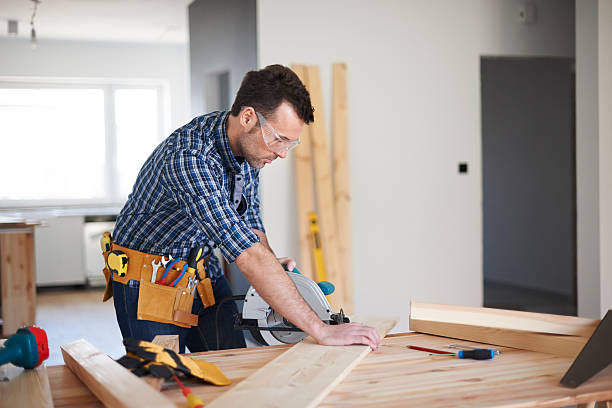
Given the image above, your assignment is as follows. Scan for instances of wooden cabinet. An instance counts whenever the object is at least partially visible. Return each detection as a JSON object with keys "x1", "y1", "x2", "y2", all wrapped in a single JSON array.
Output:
[{"x1": 0, "y1": 222, "x2": 37, "y2": 336}]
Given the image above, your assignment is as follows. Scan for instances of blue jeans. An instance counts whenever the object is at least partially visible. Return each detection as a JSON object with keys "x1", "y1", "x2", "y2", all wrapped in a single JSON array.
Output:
[{"x1": 112, "y1": 275, "x2": 246, "y2": 353}]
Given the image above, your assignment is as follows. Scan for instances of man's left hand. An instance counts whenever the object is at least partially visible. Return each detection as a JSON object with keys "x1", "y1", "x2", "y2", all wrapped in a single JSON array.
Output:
[{"x1": 277, "y1": 257, "x2": 297, "y2": 272}]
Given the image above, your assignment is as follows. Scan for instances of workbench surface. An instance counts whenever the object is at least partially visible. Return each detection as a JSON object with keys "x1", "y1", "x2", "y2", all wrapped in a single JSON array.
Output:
[{"x1": 47, "y1": 332, "x2": 612, "y2": 407}]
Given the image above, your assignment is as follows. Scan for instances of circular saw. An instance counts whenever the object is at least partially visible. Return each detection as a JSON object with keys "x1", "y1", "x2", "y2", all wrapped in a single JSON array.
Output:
[{"x1": 234, "y1": 270, "x2": 349, "y2": 346}]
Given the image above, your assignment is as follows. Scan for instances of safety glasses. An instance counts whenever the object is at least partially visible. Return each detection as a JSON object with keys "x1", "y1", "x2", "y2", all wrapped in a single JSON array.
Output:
[{"x1": 256, "y1": 111, "x2": 300, "y2": 154}]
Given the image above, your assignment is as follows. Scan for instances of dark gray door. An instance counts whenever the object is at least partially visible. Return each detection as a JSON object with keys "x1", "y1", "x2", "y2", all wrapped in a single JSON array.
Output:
[{"x1": 481, "y1": 57, "x2": 576, "y2": 315}]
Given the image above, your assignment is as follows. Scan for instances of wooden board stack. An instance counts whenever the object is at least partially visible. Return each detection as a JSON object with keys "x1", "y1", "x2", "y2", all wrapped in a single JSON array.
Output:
[
  {"x1": 290, "y1": 63, "x2": 353, "y2": 313},
  {"x1": 409, "y1": 301, "x2": 600, "y2": 358}
]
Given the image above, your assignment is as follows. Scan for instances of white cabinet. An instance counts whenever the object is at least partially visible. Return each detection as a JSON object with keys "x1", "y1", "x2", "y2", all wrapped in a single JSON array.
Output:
[
  {"x1": 35, "y1": 216, "x2": 86, "y2": 286},
  {"x1": 83, "y1": 220, "x2": 115, "y2": 287}
]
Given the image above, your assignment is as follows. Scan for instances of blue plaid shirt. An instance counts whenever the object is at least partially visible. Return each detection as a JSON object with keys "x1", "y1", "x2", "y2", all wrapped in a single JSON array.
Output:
[{"x1": 113, "y1": 111, "x2": 264, "y2": 279}]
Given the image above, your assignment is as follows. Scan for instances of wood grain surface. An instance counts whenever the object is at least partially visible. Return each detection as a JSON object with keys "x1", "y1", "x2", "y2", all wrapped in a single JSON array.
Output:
[
  {"x1": 47, "y1": 332, "x2": 612, "y2": 407},
  {"x1": 306, "y1": 65, "x2": 344, "y2": 312},
  {"x1": 410, "y1": 301, "x2": 599, "y2": 336},
  {"x1": 206, "y1": 317, "x2": 397, "y2": 408},
  {"x1": 291, "y1": 63, "x2": 316, "y2": 281},
  {"x1": 60, "y1": 339, "x2": 174, "y2": 408},
  {"x1": 331, "y1": 62, "x2": 353, "y2": 314},
  {"x1": 409, "y1": 301, "x2": 598, "y2": 358},
  {"x1": 0, "y1": 231, "x2": 36, "y2": 336},
  {"x1": 0, "y1": 339, "x2": 54, "y2": 407}
]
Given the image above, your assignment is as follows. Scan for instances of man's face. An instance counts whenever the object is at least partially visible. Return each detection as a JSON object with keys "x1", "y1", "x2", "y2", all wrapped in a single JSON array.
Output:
[{"x1": 240, "y1": 101, "x2": 304, "y2": 169}]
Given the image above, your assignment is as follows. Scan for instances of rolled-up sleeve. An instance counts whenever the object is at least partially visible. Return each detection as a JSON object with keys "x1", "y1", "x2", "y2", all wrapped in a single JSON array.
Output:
[
  {"x1": 242, "y1": 169, "x2": 265, "y2": 232},
  {"x1": 162, "y1": 149, "x2": 260, "y2": 262}
]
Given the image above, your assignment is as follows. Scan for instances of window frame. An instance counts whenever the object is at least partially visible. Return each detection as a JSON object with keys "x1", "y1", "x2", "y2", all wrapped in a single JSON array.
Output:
[{"x1": 0, "y1": 77, "x2": 169, "y2": 209}]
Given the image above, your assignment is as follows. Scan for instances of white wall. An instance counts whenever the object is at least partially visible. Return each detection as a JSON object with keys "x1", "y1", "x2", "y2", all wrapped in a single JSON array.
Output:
[
  {"x1": 599, "y1": 0, "x2": 612, "y2": 315},
  {"x1": 0, "y1": 38, "x2": 190, "y2": 132},
  {"x1": 257, "y1": 0, "x2": 574, "y2": 332}
]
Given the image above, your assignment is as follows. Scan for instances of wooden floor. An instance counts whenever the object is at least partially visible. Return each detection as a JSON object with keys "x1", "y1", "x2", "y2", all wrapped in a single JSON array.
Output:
[
  {"x1": 35, "y1": 287, "x2": 259, "y2": 366},
  {"x1": 36, "y1": 288, "x2": 125, "y2": 366}
]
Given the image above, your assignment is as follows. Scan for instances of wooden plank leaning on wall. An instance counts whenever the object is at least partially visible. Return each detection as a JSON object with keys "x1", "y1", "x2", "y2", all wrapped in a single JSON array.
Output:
[
  {"x1": 291, "y1": 64, "x2": 316, "y2": 281},
  {"x1": 306, "y1": 65, "x2": 344, "y2": 312},
  {"x1": 332, "y1": 62, "x2": 353, "y2": 313}
]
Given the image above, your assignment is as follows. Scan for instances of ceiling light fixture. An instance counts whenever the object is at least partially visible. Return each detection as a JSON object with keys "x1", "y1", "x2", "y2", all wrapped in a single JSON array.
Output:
[{"x1": 30, "y1": 0, "x2": 41, "y2": 49}]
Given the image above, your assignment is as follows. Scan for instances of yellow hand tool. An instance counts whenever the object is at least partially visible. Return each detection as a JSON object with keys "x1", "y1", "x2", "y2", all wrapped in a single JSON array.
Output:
[
  {"x1": 100, "y1": 231, "x2": 111, "y2": 253},
  {"x1": 106, "y1": 250, "x2": 128, "y2": 277},
  {"x1": 188, "y1": 245, "x2": 215, "y2": 307},
  {"x1": 308, "y1": 212, "x2": 327, "y2": 282}
]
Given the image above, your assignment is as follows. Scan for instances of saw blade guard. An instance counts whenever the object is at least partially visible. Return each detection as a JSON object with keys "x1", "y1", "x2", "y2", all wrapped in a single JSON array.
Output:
[{"x1": 242, "y1": 271, "x2": 334, "y2": 345}]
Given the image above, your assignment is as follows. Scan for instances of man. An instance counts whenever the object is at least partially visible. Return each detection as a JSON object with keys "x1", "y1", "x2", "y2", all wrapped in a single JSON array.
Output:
[{"x1": 110, "y1": 64, "x2": 380, "y2": 352}]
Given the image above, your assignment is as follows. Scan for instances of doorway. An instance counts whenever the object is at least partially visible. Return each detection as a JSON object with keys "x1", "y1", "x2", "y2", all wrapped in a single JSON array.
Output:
[{"x1": 481, "y1": 57, "x2": 577, "y2": 316}]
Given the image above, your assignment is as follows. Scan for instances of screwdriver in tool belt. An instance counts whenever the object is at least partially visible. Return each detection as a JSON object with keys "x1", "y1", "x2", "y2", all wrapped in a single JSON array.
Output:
[{"x1": 408, "y1": 345, "x2": 499, "y2": 360}]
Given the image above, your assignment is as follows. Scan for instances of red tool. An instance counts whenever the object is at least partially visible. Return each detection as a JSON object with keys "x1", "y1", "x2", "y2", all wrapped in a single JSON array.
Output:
[
  {"x1": 408, "y1": 345, "x2": 498, "y2": 360},
  {"x1": 0, "y1": 326, "x2": 49, "y2": 369},
  {"x1": 173, "y1": 374, "x2": 204, "y2": 408},
  {"x1": 408, "y1": 345, "x2": 455, "y2": 355}
]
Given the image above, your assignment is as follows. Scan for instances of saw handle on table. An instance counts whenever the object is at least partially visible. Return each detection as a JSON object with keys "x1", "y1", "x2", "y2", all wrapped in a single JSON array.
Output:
[{"x1": 282, "y1": 265, "x2": 335, "y2": 295}]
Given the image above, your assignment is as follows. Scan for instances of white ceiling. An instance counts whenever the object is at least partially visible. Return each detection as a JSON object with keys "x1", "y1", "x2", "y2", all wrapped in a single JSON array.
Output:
[{"x1": 0, "y1": 0, "x2": 193, "y2": 44}]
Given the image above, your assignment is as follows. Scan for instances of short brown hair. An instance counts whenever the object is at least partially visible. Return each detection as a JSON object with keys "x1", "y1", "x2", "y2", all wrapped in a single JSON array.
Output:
[{"x1": 231, "y1": 64, "x2": 315, "y2": 124}]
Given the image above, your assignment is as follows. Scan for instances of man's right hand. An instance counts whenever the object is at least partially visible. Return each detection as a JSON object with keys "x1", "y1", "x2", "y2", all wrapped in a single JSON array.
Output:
[{"x1": 312, "y1": 322, "x2": 381, "y2": 350}]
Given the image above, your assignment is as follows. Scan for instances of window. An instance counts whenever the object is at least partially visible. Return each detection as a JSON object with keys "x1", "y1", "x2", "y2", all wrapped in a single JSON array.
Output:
[{"x1": 0, "y1": 80, "x2": 166, "y2": 207}]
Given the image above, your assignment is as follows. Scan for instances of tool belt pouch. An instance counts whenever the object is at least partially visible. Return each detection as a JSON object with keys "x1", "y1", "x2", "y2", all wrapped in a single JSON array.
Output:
[
  {"x1": 102, "y1": 251, "x2": 113, "y2": 302},
  {"x1": 137, "y1": 280, "x2": 197, "y2": 328},
  {"x1": 197, "y1": 278, "x2": 216, "y2": 308}
]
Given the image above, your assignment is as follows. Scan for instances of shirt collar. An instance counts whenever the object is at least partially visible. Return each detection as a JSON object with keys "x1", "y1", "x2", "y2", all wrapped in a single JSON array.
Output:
[{"x1": 215, "y1": 111, "x2": 242, "y2": 174}]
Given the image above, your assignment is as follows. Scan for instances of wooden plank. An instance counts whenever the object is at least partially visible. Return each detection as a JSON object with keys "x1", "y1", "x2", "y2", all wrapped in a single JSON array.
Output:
[
  {"x1": 0, "y1": 231, "x2": 36, "y2": 336},
  {"x1": 331, "y1": 62, "x2": 353, "y2": 313},
  {"x1": 410, "y1": 318, "x2": 589, "y2": 358},
  {"x1": 61, "y1": 339, "x2": 174, "y2": 408},
  {"x1": 291, "y1": 63, "x2": 316, "y2": 280},
  {"x1": 0, "y1": 339, "x2": 54, "y2": 407},
  {"x1": 306, "y1": 65, "x2": 343, "y2": 311},
  {"x1": 410, "y1": 301, "x2": 599, "y2": 336},
  {"x1": 206, "y1": 317, "x2": 397, "y2": 408},
  {"x1": 152, "y1": 334, "x2": 179, "y2": 353},
  {"x1": 143, "y1": 335, "x2": 180, "y2": 390},
  {"x1": 409, "y1": 302, "x2": 598, "y2": 358}
]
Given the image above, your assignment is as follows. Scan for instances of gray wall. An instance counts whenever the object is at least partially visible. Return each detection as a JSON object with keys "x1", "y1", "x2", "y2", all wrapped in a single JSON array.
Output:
[
  {"x1": 188, "y1": 0, "x2": 258, "y2": 297},
  {"x1": 188, "y1": 0, "x2": 257, "y2": 116},
  {"x1": 576, "y1": 0, "x2": 600, "y2": 317},
  {"x1": 482, "y1": 57, "x2": 575, "y2": 297}
]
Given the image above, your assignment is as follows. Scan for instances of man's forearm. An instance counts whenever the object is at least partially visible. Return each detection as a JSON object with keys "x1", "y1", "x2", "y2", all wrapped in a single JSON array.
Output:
[
  {"x1": 251, "y1": 228, "x2": 273, "y2": 253},
  {"x1": 235, "y1": 242, "x2": 326, "y2": 339}
]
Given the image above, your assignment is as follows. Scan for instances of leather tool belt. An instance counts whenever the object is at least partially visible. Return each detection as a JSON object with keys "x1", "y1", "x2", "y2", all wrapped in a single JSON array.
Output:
[{"x1": 102, "y1": 240, "x2": 202, "y2": 328}]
